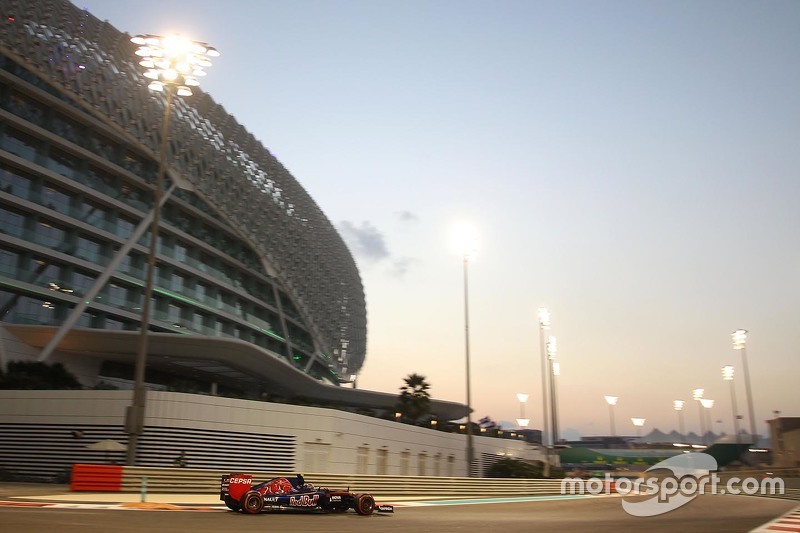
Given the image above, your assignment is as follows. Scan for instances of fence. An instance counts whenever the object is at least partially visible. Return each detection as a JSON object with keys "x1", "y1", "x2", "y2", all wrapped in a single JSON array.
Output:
[{"x1": 72, "y1": 465, "x2": 567, "y2": 499}]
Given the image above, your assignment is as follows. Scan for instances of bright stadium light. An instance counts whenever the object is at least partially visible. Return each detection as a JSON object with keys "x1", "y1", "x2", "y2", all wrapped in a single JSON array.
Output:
[
  {"x1": 700, "y1": 398, "x2": 715, "y2": 445},
  {"x1": 537, "y1": 307, "x2": 552, "y2": 477},
  {"x1": 631, "y1": 417, "x2": 646, "y2": 438},
  {"x1": 605, "y1": 395, "x2": 618, "y2": 437},
  {"x1": 674, "y1": 400, "x2": 686, "y2": 443},
  {"x1": 723, "y1": 365, "x2": 742, "y2": 444},
  {"x1": 545, "y1": 335, "x2": 559, "y2": 446},
  {"x1": 732, "y1": 329, "x2": 757, "y2": 445},
  {"x1": 517, "y1": 392, "x2": 529, "y2": 428},
  {"x1": 126, "y1": 32, "x2": 218, "y2": 466},
  {"x1": 454, "y1": 222, "x2": 478, "y2": 476},
  {"x1": 693, "y1": 388, "x2": 706, "y2": 446}
]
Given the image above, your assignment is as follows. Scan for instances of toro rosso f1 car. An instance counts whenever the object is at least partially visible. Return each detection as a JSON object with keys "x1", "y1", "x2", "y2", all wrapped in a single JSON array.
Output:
[{"x1": 219, "y1": 473, "x2": 394, "y2": 515}]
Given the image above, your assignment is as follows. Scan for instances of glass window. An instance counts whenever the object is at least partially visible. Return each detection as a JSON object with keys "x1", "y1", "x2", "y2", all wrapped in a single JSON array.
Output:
[
  {"x1": 121, "y1": 151, "x2": 144, "y2": 177},
  {"x1": 1, "y1": 128, "x2": 40, "y2": 160},
  {"x1": 104, "y1": 283, "x2": 129, "y2": 307},
  {"x1": 75, "y1": 235, "x2": 102, "y2": 263},
  {"x1": 254, "y1": 282, "x2": 275, "y2": 306},
  {"x1": 85, "y1": 165, "x2": 117, "y2": 195},
  {"x1": 0, "y1": 206, "x2": 26, "y2": 238},
  {"x1": 119, "y1": 182, "x2": 148, "y2": 210},
  {"x1": 70, "y1": 270, "x2": 96, "y2": 297},
  {"x1": 0, "y1": 288, "x2": 13, "y2": 315},
  {"x1": 78, "y1": 200, "x2": 108, "y2": 227},
  {"x1": 235, "y1": 327, "x2": 251, "y2": 342},
  {"x1": 199, "y1": 252, "x2": 216, "y2": 274},
  {"x1": 118, "y1": 252, "x2": 132, "y2": 274},
  {"x1": 30, "y1": 258, "x2": 63, "y2": 291},
  {"x1": 35, "y1": 220, "x2": 65, "y2": 248},
  {"x1": 219, "y1": 291, "x2": 235, "y2": 311},
  {"x1": 168, "y1": 303, "x2": 183, "y2": 321},
  {"x1": 76, "y1": 311, "x2": 95, "y2": 328},
  {"x1": 0, "y1": 165, "x2": 33, "y2": 198},
  {"x1": 7, "y1": 92, "x2": 44, "y2": 123},
  {"x1": 86, "y1": 135, "x2": 118, "y2": 162},
  {"x1": 170, "y1": 272, "x2": 186, "y2": 292},
  {"x1": 45, "y1": 148, "x2": 80, "y2": 179},
  {"x1": 196, "y1": 282, "x2": 212, "y2": 303},
  {"x1": 173, "y1": 242, "x2": 188, "y2": 262},
  {"x1": 0, "y1": 248, "x2": 20, "y2": 277},
  {"x1": 41, "y1": 184, "x2": 72, "y2": 213},
  {"x1": 105, "y1": 316, "x2": 126, "y2": 330},
  {"x1": 51, "y1": 113, "x2": 82, "y2": 144},
  {"x1": 7, "y1": 295, "x2": 57, "y2": 325},
  {"x1": 192, "y1": 311, "x2": 207, "y2": 331},
  {"x1": 157, "y1": 234, "x2": 170, "y2": 255},
  {"x1": 120, "y1": 252, "x2": 144, "y2": 278},
  {"x1": 116, "y1": 216, "x2": 135, "y2": 239}
]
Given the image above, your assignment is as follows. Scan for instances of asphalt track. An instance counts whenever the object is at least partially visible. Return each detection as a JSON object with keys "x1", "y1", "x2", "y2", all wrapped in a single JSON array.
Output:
[{"x1": 0, "y1": 484, "x2": 797, "y2": 533}]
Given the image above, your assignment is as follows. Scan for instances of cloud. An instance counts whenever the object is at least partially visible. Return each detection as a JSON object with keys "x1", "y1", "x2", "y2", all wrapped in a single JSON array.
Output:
[
  {"x1": 389, "y1": 257, "x2": 417, "y2": 278},
  {"x1": 396, "y1": 210, "x2": 418, "y2": 223},
  {"x1": 338, "y1": 220, "x2": 389, "y2": 262}
]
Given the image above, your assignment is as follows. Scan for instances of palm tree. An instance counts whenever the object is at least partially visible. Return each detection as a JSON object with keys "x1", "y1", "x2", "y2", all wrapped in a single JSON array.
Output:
[{"x1": 397, "y1": 373, "x2": 431, "y2": 424}]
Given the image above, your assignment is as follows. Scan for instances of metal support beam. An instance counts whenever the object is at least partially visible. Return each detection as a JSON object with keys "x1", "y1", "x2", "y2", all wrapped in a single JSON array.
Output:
[{"x1": 38, "y1": 182, "x2": 179, "y2": 362}]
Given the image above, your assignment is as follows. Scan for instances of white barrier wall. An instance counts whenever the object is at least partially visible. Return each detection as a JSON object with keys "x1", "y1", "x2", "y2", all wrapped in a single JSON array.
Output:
[{"x1": 0, "y1": 390, "x2": 545, "y2": 480}]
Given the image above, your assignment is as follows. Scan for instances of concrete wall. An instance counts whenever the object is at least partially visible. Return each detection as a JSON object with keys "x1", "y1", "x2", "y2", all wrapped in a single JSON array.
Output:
[
  {"x1": 0, "y1": 390, "x2": 545, "y2": 480},
  {"x1": 774, "y1": 429, "x2": 800, "y2": 468}
]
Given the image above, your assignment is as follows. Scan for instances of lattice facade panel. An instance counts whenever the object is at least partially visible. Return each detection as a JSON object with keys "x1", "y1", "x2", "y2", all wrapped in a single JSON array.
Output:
[{"x1": 0, "y1": 0, "x2": 367, "y2": 378}]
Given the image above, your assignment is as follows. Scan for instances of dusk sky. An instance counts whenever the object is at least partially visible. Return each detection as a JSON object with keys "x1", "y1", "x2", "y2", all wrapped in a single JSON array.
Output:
[{"x1": 73, "y1": 0, "x2": 798, "y2": 439}]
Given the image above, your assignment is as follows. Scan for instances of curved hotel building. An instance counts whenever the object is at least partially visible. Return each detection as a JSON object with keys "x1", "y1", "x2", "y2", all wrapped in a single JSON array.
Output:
[
  {"x1": 0, "y1": 0, "x2": 370, "y2": 392},
  {"x1": 0, "y1": 0, "x2": 539, "y2": 479}
]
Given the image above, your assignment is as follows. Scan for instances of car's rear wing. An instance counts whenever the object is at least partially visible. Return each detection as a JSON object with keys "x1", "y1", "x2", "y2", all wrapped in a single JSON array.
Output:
[{"x1": 219, "y1": 473, "x2": 253, "y2": 502}]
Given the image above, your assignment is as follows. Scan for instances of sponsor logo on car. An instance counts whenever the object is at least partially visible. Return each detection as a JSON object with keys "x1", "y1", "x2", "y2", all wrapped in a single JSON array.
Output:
[
  {"x1": 330, "y1": 496, "x2": 342, "y2": 502},
  {"x1": 289, "y1": 494, "x2": 320, "y2": 507},
  {"x1": 377, "y1": 505, "x2": 394, "y2": 513},
  {"x1": 229, "y1": 477, "x2": 251, "y2": 485},
  {"x1": 263, "y1": 497, "x2": 279, "y2": 502}
]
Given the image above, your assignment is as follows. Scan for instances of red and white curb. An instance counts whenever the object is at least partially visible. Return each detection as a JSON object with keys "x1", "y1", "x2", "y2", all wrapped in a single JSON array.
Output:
[{"x1": 751, "y1": 506, "x2": 800, "y2": 532}]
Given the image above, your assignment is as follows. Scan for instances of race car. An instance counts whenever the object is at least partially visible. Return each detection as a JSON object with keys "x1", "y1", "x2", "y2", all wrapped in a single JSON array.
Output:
[{"x1": 219, "y1": 473, "x2": 394, "y2": 515}]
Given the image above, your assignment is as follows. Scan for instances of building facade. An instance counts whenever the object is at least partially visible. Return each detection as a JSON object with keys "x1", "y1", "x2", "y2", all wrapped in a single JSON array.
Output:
[
  {"x1": 767, "y1": 417, "x2": 800, "y2": 468},
  {"x1": 0, "y1": 390, "x2": 544, "y2": 480},
  {"x1": 0, "y1": 0, "x2": 368, "y2": 392}
]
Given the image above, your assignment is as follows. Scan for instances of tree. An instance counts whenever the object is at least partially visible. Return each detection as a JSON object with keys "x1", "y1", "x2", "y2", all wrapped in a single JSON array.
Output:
[
  {"x1": 0, "y1": 361, "x2": 82, "y2": 390},
  {"x1": 397, "y1": 373, "x2": 431, "y2": 424},
  {"x1": 486, "y1": 457, "x2": 542, "y2": 478}
]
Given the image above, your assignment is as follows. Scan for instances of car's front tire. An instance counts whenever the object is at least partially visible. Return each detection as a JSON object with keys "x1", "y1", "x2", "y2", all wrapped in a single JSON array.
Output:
[
  {"x1": 354, "y1": 494, "x2": 375, "y2": 516},
  {"x1": 241, "y1": 491, "x2": 264, "y2": 514}
]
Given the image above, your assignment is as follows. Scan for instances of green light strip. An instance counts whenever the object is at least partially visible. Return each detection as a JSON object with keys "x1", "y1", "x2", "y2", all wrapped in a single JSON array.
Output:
[{"x1": 0, "y1": 276, "x2": 286, "y2": 341}]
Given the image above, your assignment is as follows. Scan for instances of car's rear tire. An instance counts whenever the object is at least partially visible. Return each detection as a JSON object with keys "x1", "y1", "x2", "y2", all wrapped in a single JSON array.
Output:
[
  {"x1": 241, "y1": 491, "x2": 264, "y2": 514},
  {"x1": 355, "y1": 494, "x2": 375, "y2": 516},
  {"x1": 223, "y1": 495, "x2": 240, "y2": 511}
]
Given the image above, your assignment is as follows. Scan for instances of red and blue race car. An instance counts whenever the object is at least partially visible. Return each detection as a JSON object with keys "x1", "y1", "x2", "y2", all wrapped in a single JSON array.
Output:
[{"x1": 219, "y1": 473, "x2": 394, "y2": 515}]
